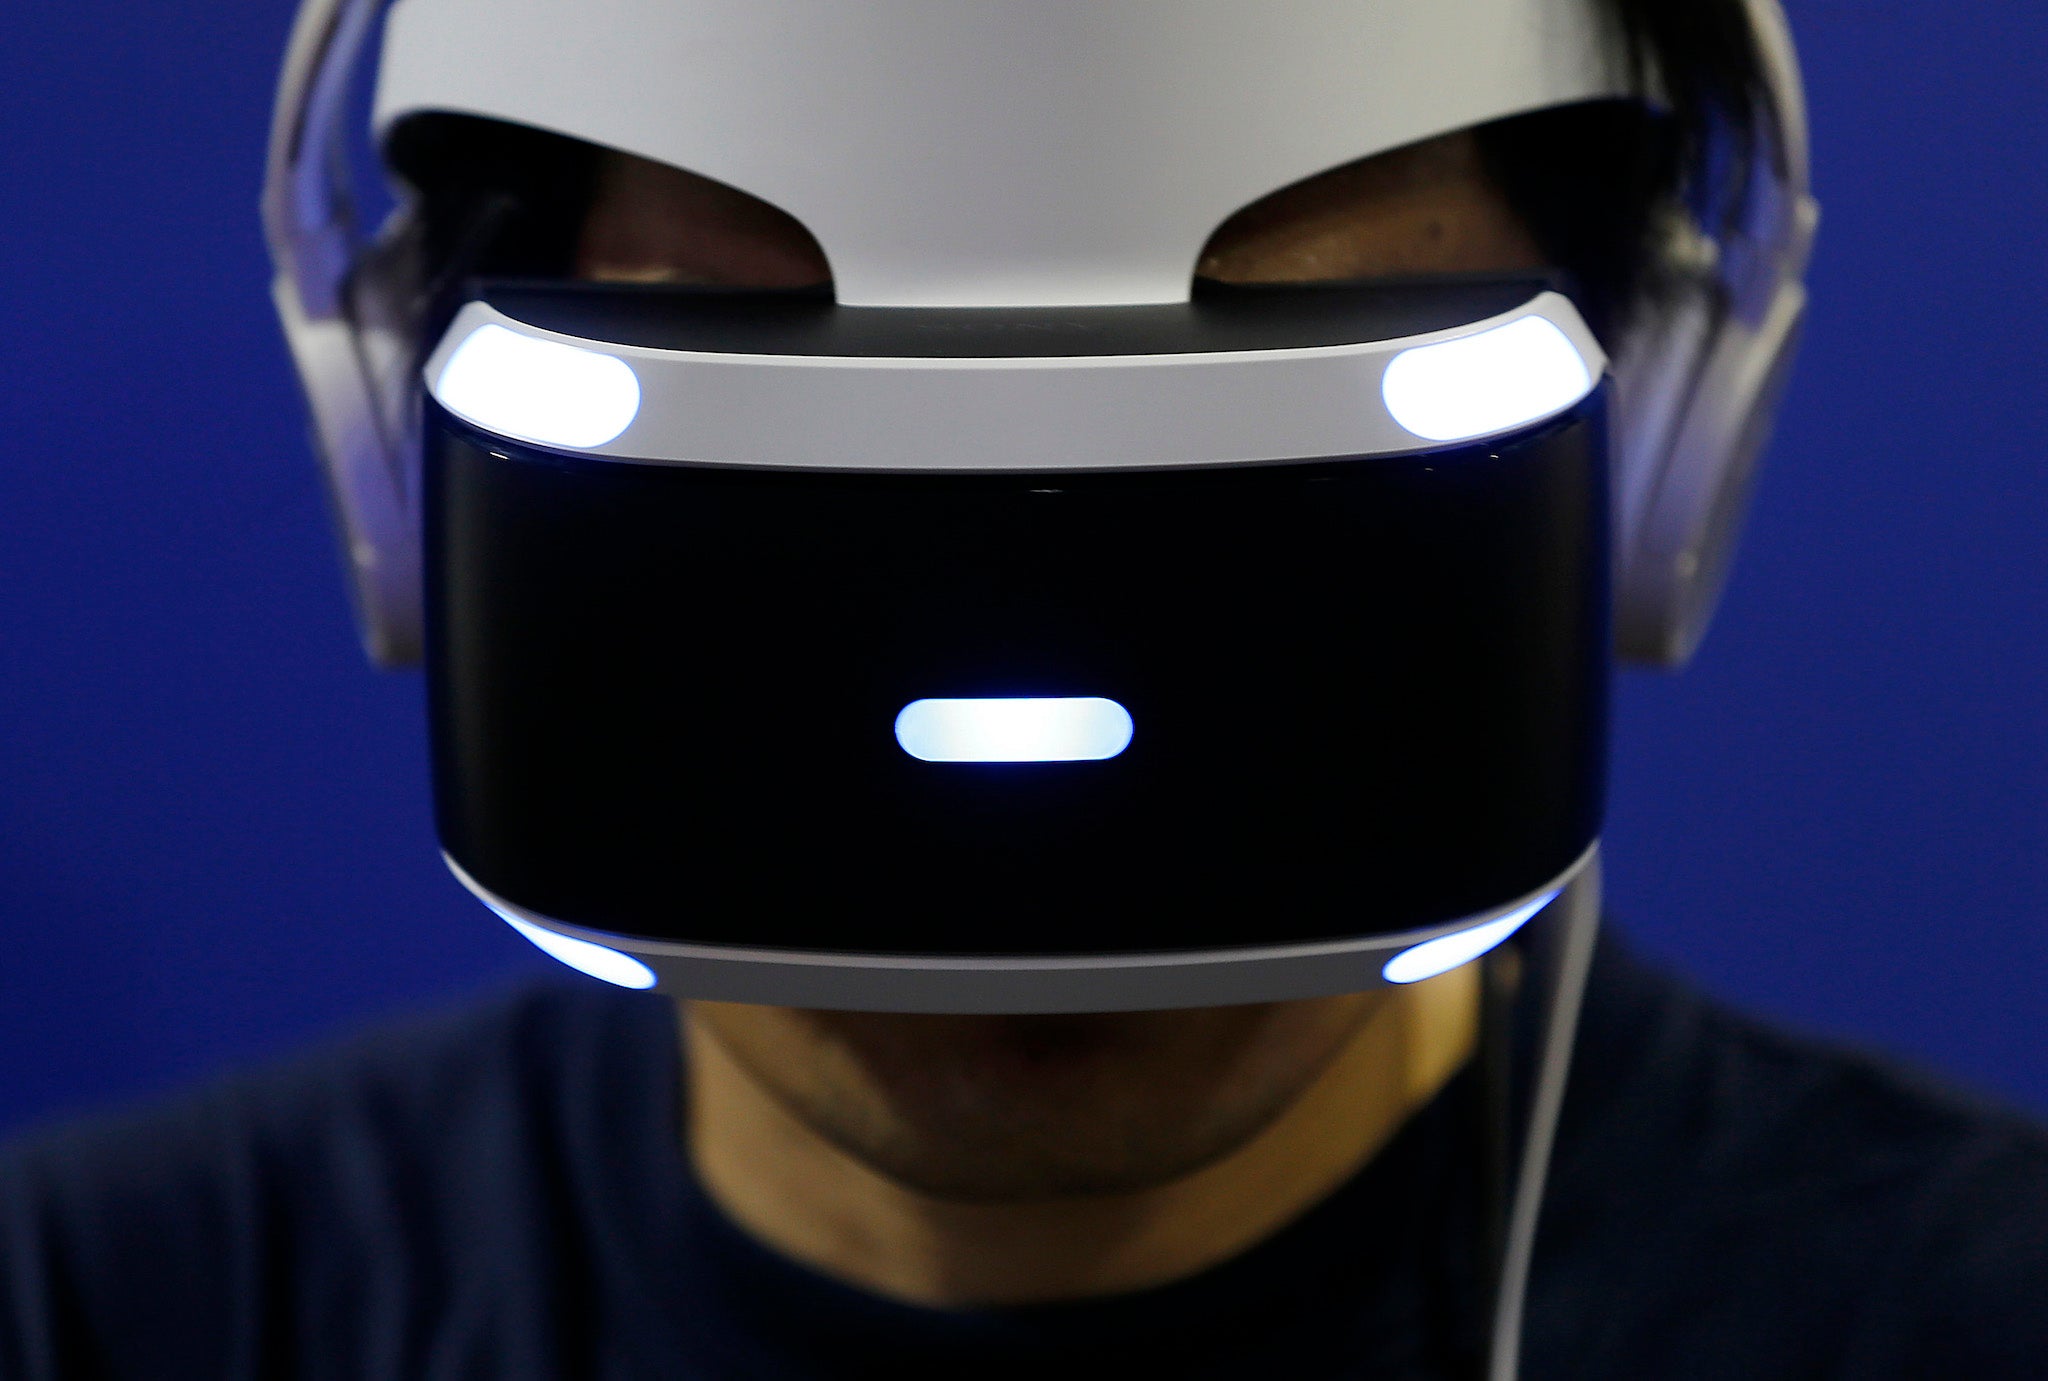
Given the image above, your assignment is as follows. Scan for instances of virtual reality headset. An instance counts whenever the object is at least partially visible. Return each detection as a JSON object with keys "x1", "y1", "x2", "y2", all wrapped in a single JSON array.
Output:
[
  {"x1": 264, "y1": 0, "x2": 1815, "y2": 1012},
  {"x1": 423, "y1": 271, "x2": 1608, "y2": 1009}
]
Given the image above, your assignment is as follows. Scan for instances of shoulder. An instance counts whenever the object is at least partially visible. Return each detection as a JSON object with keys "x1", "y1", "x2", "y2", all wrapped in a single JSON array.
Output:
[
  {"x1": 0, "y1": 979, "x2": 672, "y2": 1199},
  {"x1": 0, "y1": 981, "x2": 678, "y2": 1379},
  {"x1": 1530, "y1": 934, "x2": 2048, "y2": 1379}
]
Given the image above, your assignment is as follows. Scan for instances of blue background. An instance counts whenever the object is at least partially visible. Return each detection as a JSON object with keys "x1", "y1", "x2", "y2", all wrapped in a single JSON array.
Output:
[{"x1": 1, "y1": 2, "x2": 2043, "y2": 1137}]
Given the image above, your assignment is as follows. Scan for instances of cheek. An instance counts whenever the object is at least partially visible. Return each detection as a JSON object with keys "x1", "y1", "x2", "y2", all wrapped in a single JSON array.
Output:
[
  {"x1": 686, "y1": 1001, "x2": 846, "y2": 1100},
  {"x1": 1181, "y1": 995, "x2": 1385, "y2": 1117}
]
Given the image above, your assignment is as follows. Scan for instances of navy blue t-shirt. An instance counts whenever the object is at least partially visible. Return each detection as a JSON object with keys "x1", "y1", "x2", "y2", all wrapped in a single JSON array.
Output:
[{"x1": 3, "y1": 934, "x2": 2045, "y2": 1379}]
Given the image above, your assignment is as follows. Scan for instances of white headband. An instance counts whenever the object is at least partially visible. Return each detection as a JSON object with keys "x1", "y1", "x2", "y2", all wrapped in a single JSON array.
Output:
[{"x1": 374, "y1": 0, "x2": 1635, "y2": 307}]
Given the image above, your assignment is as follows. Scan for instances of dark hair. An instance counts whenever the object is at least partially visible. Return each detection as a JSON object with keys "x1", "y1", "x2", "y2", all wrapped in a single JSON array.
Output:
[
  {"x1": 1478, "y1": 0, "x2": 1770, "y2": 338},
  {"x1": 387, "y1": 0, "x2": 1773, "y2": 338}
]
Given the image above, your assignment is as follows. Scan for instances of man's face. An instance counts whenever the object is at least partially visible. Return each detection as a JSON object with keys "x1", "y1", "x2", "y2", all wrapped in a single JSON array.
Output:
[{"x1": 579, "y1": 132, "x2": 1545, "y2": 1203}]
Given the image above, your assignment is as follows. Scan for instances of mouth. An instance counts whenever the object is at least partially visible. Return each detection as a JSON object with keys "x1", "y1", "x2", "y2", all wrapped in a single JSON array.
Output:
[{"x1": 804, "y1": 1007, "x2": 1272, "y2": 1104}]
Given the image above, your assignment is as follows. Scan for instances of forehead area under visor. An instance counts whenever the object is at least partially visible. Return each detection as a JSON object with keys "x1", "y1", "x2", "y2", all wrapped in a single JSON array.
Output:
[{"x1": 374, "y1": 0, "x2": 1632, "y2": 308}]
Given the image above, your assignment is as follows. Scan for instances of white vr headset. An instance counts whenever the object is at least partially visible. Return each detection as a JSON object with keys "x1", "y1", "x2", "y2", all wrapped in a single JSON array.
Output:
[{"x1": 263, "y1": 0, "x2": 1816, "y2": 1015}]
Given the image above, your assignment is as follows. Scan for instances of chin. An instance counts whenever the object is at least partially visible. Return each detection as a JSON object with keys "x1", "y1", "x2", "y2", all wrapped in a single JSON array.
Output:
[{"x1": 701, "y1": 1000, "x2": 1380, "y2": 1203}]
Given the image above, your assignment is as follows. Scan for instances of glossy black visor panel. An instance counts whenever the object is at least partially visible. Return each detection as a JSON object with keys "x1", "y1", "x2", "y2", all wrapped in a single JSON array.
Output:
[{"x1": 426, "y1": 397, "x2": 1609, "y2": 956}]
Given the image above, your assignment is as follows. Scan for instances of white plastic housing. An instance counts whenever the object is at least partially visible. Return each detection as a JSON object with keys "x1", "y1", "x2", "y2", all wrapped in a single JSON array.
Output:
[
  {"x1": 452, "y1": 846, "x2": 1598, "y2": 1012},
  {"x1": 425, "y1": 291, "x2": 1605, "y2": 471},
  {"x1": 375, "y1": 0, "x2": 1631, "y2": 308}
]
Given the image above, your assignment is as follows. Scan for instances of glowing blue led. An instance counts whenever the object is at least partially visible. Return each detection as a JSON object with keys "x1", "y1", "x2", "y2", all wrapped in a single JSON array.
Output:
[
  {"x1": 487, "y1": 904, "x2": 659, "y2": 989},
  {"x1": 1380, "y1": 315, "x2": 1593, "y2": 443},
  {"x1": 1381, "y1": 888, "x2": 1562, "y2": 985},
  {"x1": 895, "y1": 697, "x2": 1134, "y2": 763},
  {"x1": 435, "y1": 323, "x2": 642, "y2": 450}
]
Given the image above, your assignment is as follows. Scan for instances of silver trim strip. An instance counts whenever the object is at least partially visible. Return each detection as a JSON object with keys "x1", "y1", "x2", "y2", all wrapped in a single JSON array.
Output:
[
  {"x1": 422, "y1": 292, "x2": 1605, "y2": 474},
  {"x1": 446, "y1": 843, "x2": 1598, "y2": 1013}
]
